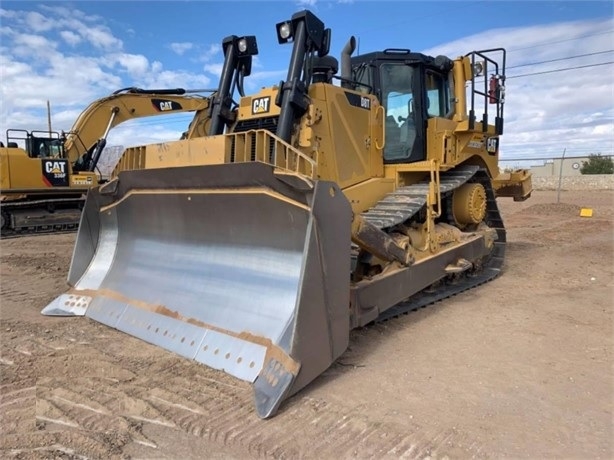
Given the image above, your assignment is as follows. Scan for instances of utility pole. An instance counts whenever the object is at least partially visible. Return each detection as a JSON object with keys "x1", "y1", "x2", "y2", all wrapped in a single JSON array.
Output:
[
  {"x1": 557, "y1": 148, "x2": 566, "y2": 204},
  {"x1": 47, "y1": 100, "x2": 52, "y2": 135}
]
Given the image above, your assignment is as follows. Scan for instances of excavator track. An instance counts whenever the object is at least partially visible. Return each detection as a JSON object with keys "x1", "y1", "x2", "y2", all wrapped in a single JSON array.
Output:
[
  {"x1": 361, "y1": 167, "x2": 506, "y2": 323},
  {"x1": 1, "y1": 197, "x2": 83, "y2": 238}
]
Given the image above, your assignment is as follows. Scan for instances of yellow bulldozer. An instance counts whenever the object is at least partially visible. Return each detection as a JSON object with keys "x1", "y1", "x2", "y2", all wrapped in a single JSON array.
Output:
[
  {"x1": 0, "y1": 87, "x2": 213, "y2": 235},
  {"x1": 43, "y1": 11, "x2": 532, "y2": 418}
]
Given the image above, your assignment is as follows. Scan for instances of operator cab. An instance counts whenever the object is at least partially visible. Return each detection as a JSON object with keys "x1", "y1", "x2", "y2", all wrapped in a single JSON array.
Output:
[
  {"x1": 350, "y1": 49, "x2": 454, "y2": 164},
  {"x1": 5, "y1": 129, "x2": 66, "y2": 159}
]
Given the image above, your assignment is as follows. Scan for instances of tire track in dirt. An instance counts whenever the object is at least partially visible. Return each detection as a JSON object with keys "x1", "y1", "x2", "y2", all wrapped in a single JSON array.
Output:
[
  {"x1": 1, "y1": 287, "x2": 41, "y2": 307},
  {"x1": 3, "y1": 305, "x2": 493, "y2": 459},
  {"x1": 34, "y1": 380, "x2": 170, "y2": 452},
  {"x1": 38, "y1": 384, "x2": 125, "y2": 432},
  {"x1": 0, "y1": 382, "x2": 36, "y2": 434},
  {"x1": 124, "y1": 369, "x2": 492, "y2": 459},
  {"x1": 1, "y1": 430, "x2": 130, "y2": 459},
  {"x1": 4, "y1": 312, "x2": 493, "y2": 459}
]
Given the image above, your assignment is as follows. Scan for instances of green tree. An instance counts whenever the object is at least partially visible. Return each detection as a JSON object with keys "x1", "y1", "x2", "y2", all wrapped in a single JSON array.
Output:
[{"x1": 580, "y1": 154, "x2": 614, "y2": 175}]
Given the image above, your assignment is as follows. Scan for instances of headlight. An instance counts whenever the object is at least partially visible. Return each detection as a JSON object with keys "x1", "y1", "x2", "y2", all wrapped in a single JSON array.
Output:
[
  {"x1": 279, "y1": 22, "x2": 291, "y2": 39},
  {"x1": 473, "y1": 61, "x2": 485, "y2": 77},
  {"x1": 238, "y1": 38, "x2": 248, "y2": 53}
]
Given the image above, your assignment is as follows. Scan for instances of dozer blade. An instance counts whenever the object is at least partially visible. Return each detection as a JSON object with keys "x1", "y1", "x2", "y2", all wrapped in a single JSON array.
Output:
[{"x1": 42, "y1": 162, "x2": 352, "y2": 418}]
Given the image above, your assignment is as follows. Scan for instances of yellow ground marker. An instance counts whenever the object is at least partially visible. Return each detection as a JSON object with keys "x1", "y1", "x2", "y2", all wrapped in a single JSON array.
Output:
[{"x1": 580, "y1": 208, "x2": 593, "y2": 218}]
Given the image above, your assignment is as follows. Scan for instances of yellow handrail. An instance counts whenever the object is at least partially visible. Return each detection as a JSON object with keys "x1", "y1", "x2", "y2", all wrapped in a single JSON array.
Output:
[{"x1": 228, "y1": 129, "x2": 317, "y2": 180}]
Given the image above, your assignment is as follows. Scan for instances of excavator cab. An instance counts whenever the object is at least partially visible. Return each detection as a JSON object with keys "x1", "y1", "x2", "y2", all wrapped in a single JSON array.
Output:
[{"x1": 6, "y1": 129, "x2": 66, "y2": 159}]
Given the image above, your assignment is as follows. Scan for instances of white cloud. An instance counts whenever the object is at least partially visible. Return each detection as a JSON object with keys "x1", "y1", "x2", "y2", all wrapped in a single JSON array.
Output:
[
  {"x1": 151, "y1": 61, "x2": 163, "y2": 74},
  {"x1": 104, "y1": 118, "x2": 190, "y2": 148},
  {"x1": 25, "y1": 11, "x2": 55, "y2": 32},
  {"x1": 0, "y1": 9, "x2": 17, "y2": 19},
  {"x1": 12, "y1": 33, "x2": 58, "y2": 59},
  {"x1": 38, "y1": 4, "x2": 102, "y2": 24},
  {"x1": 2, "y1": 5, "x2": 119, "y2": 49},
  {"x1": 0, "y1": 57, "x2": 30, "y2": 80},
  {"x1": 0, "y1": 5, "x2": 219, "y2": 144},
  {"x1": 198, "y1": 43, "x2": 221, "y2": 62},
  {"x1": 202, "y1": 53, "x2": 287, "y2": 92},
  {"x1": 203, "y1": 62, "x2": 224, "y2": 76},
  {"x1": 107, "y1": 53, "x2": 150, "y2": 77},
  {"x1": 202, "y1": 60, "x2": 287, "y2": 93},
  {"x1": 422, "y1": 19, "x2": 613, "y2": 60},
  {"x1": 75, "y1": 23, "x2": 123, "y2": 50},
  {"x1": 1, "y1": 4, "x2": 611, "y2": 165},
  {"x1": 135, "y1": 68, "x2": 213, "y2": 91},
  {"x1": 59, "y1": 30, "x2": 82, "y2": 46},
  {"x1": 422, "y1": 19, "x2": 614, "y2": 160},
  {"x1": 170, "y1": 42, "x2": 194, "y2": 55},
  {"x1": 591, "y1": 124, "x2": 613, "y2": 136}
]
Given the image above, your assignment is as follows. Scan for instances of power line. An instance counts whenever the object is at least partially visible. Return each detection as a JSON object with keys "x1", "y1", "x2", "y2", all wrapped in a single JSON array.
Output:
[
  {"x1": 500, "y1": 153, "x2": 613, "y2": 162},
  {"x1": 508, "y1": 28, "x2": 614, "y2": 52},
  {"x1": 502, "y1": 148, "x2": 614, "y2": 155},
  {"x1": 501, "y1": 151, "x2": 614, "y2": 157},
  {"x1": 505, "y1": 139, "x2": 614, "y2": 147},
  {"x1": 507, "y1": 50, "x2": 614, "y2": 69},
  {"x1": 507, "y1": 61, "x2": 614, "y2": 79}
]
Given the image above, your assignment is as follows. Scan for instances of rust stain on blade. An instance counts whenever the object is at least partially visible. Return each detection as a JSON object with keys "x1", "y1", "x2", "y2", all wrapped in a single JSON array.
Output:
[{"x1": 71, "y1": 288, "x2": 300, "y2": 376}]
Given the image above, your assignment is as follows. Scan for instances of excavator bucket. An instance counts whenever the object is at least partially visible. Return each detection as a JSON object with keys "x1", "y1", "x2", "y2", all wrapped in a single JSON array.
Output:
[{"x1": 42, "y1": 162, "x2": 352, "y2": 418}]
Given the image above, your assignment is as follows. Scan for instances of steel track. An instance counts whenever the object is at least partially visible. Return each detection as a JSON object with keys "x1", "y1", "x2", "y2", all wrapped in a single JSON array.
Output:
[
  {"x1": 372, "y1": 169, "x2": 506, "y2": 323},
  {"x1": 0, "y1": 228, "x2": 78, "y2": 240},
  {"x1": 1, "y1": 196, "x2": 83, "y2": 239}
]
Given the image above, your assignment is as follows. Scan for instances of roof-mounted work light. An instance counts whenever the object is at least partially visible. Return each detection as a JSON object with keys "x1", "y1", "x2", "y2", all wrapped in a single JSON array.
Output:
[
  {"x1": 275, "y1": 10, "x2": 330, "y2": 57},
  {"x1": 276, "y1": 21, "x2": 293, "y2": 43},
  {"x1": 222, "y1": 35, "x2": 258, "y2": 58}
]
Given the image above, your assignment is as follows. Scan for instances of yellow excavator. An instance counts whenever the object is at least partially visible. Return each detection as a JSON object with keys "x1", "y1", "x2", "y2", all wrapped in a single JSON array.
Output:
[
  {"x1": 43, "y1": 11, "x2": 532, "y2": 418},
  {"x1": 0, "y1": 87, "x2": 213, "y2": 235}
]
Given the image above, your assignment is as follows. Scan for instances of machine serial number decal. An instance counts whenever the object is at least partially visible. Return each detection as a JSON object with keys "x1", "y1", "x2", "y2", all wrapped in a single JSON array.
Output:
[
  {"x1": 252, "y1": 96, "x2": 271, "y2": 114},
  {"x1": 72, "y1": 177, "x2": 94, "y2": 186}
]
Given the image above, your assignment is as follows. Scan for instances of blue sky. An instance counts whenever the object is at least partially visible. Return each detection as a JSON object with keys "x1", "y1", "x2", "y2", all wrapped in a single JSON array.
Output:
[{"x1": 1, "y1": 1, "x2": 613, "y2": 171}]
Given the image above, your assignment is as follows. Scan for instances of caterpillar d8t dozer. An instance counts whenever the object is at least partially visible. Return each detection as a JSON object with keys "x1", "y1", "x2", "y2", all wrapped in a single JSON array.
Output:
[{"x1": 43, "y1": 10, "x2": 532, "y2": 418}]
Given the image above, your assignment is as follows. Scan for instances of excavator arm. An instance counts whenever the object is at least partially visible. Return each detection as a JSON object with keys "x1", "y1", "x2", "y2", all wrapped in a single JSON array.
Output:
[{"x1": 64, "y1": 88, "x2": 212, "y2": 172}]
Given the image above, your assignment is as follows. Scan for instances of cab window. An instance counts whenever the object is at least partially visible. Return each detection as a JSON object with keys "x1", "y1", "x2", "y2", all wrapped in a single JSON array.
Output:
[
  {"x1": 425, "y1": 71, "x2": 449, "y2": 118},
  {"x1": 380, "y1": 63, "x2": 415, "y2": 161}
]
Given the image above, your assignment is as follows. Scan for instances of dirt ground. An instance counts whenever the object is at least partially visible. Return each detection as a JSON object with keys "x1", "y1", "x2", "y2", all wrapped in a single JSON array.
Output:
[{"x1": 1, "y1": 190, "x2": 612, "y2": 459}]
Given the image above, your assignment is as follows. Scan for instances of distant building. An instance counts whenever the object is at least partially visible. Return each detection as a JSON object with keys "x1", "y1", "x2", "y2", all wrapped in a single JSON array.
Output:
[{"x1": 530, "y1": 156, "x2": 589, "y2": 177}]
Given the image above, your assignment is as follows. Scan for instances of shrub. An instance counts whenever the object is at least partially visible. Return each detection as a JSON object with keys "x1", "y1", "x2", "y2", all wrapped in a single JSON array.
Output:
[{"x1": 580, "y1": 154, "x2": 614, "y2": 175}]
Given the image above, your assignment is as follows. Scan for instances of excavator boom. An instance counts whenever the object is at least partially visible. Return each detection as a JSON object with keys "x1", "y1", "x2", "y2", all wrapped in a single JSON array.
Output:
[{"x1": 65, "y1": 87, "x2": 212, "y2": 172}]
